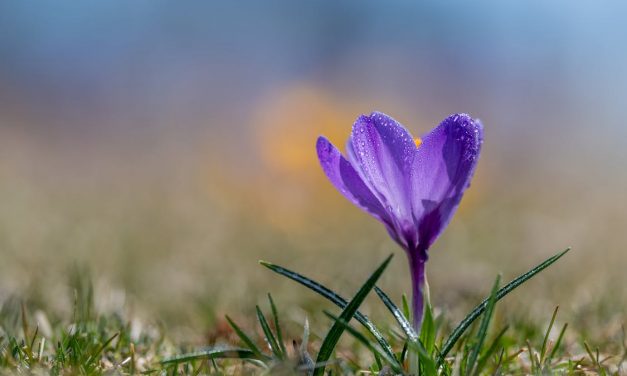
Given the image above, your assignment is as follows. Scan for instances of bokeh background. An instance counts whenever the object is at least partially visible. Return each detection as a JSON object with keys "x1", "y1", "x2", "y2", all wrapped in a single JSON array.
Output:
[{"x1": 1, "y1": 1, "x2": 626, "y2": 342}]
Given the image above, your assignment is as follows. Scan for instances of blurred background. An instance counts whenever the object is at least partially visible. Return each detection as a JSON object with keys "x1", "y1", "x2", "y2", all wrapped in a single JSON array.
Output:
[{"x1": 1, "y1": 1, "x2": 626, "y2": 342}]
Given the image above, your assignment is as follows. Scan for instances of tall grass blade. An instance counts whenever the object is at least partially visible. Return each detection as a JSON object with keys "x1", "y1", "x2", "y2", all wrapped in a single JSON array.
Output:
[
  {"x1": 583, "y1": 342, "x2": 606, "y2": 375},
  {"x1": 467, "y1": 275, "x2": 500, "y2": 376},
  {"x1": 421, "y1": 301, "x2": 436, "y2": 355},
  {"x1": 526, "y1": 340, "x2": 539, "y2": 373},
  {"x1": 260, "y1": 259, "x2": 396, "y2": 360},
  {"x1": 255, "y1": 306, "x2": 283, "y2": 359},
  {"x1": 438, "y1": 247, "x2": 570, "y2": 365},
  {"x1": 225, "y1": 315, "x2": 269, "y2": 361},
  {"x1": 401, "y1": 294, "x2": 411, "y2": 324},
  {"x1": 540, "y1": 306, "x2": 559, "y2": 365},
  {"x1": 267, "y1": 293, "x2": 287, "y2": 356},
  {"x1": 547, "y1": 322, "x2": 568, "y2": 365},
  {"x1": 312, "y1": 255, "x2": 393, "y2": 376},
  {"x1": 474, "y1": 325, "x2": 508, "y2": 374}
]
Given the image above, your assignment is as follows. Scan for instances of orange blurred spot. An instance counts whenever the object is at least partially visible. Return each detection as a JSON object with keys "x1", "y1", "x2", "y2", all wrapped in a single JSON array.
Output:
[
  {"x1": 414, "y1": 138, "x2": 422, "y2": 148},
  {"x1": 249, "y1": 82, "x2": 357, "y2": 231},
  {"x1": 253, "y1": 83, "x2": 351, "y2": 177}
]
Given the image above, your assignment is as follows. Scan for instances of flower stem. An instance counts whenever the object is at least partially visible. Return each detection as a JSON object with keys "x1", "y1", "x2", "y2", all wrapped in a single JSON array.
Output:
[{"x1": 409, "y1": 253, "x2": 426, "y2": 332}]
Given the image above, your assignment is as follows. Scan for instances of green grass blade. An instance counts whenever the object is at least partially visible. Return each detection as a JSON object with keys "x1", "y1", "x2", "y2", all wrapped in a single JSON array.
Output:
[
  {"x1": 225, "y1": 315, "x2": 269, "y2": 361},
  {"x1": 255, "y1": 306, "x2": 283, "y2": 359},
  {"x1": 374, "y1": 286, "x2": 418, "y2": 341},
  {"x1": 438, "y1": 247, "x2": 570, "y2": 365},
  {"x1": 267, "y1": 293, "x2": 287, "y2": 357},
  {"x1": 160, "y1": 346, "x2": 261, "y2": 365},
  {"x1": 540, "y1": 306, "x2": 559, "y2": 365},
  {"x1": 406, "y1": 338, "x2": 438, "y2": 376},
  {"x1": 467, "y1": 275, "x2": 500, "y2": 376},
  {"x1": 313, "y1": 255, "x2": 393, "y2": 376},
  {"x1": 373, "y1": 351, "x2": 383, "y2": 371},
  {"x1": 260, "y1": 259, "x2": 396, "y2": 361},
  {"x1": 583, "y1": 342, "x2": 606, "y2": 375},
  {"x1": 421, "y1": 301, "x2": 436, "y2": 355},
  {"x1": 322, "y1": 311, "x2": 403, "y2": 374},
  {"x1": 547, "y1": 322, "x2": 568, "y2": 364},
  {"x1": 84, "y1": 332, "x2": 119, "y2": 366},
  {"x1": 401, "y1": 294, "x2": 411, "y2": 323},
  {"x1": 527, "y1": 340, "x2": 539, "y2": 373},
  {"x1": 475, "y1": 325, "x2": 508, "y2": 374},
  {"x1": 399, "y1": 341, "x2": 408, "y2": 364}
]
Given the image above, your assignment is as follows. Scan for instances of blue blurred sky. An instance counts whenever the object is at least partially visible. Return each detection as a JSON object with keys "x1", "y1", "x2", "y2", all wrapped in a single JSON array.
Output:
[
  {"x1": 2, "y1": 1, "x2": 627, "y2": 130},
  {"x1": 1, "y1": 1, "x2": 627, "y2": 185}
]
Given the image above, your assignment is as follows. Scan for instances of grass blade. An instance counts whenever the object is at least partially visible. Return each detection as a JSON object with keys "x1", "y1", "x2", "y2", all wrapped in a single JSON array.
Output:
[
  {"x1": 260, "y1": 259, "x2": 396, "y2": 360},
  {"x1": 374, "y1": 286, "x2": 418, "y2": 342},
  {"x1": 583, "y1": 342, "x2": 606, "y2": 375},
  {"x1": 421, "y1": 301, "x2": 436, "y2": 355},
  {"x1": 467, "y1": 275, "x2": 500, "y2": 376},
  {"x1": 84, "y1": 332, "x2": 119, "y2": 366},
  {"x1": 406, "y1": 338, "x2": 438, "y2": 376},
  {"x1": 438, "y1": 247, "x2": 570, "y2": 365},
  {"x1": 547, "y1": 322, "x2": 568, "y2": 364},
  {"x1": 527, "y1": 340, "x2": 540, "y2": 373},
  {"x1": 267, "y1": 293, "x2": 287, "y2": 357},
  {"x1": 402, "y1": 294, "x2": 411, "y2": 323},
  {"x1": 474, "y1": 325, "x2": 508, "y2": 373},
  {"x1": 255, "y1": 306, "x2": 283, "y2": 359},
  {"x1": 322, "y1": 311, "x2": 403, "y2": 374},
  {"x1": 225, "y1": 315, "x2": 269, "y2": 361},
  {"x1": 313, "y1": 255, "x2": 393, "y2": 376},
  {"x1": 540, "y1": 306, "x2": 559, "y2": 365},
  {"x1": 161, "y1": 346, "x2": 261, "y2": 365}
]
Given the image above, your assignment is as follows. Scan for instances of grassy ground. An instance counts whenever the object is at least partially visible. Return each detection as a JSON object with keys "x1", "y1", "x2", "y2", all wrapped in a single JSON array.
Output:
[
  {"x1": 1, "y1": 138, "x2": 627, "y2": 374},
  {"x1": 1, "y1": 251, "x2": 626, "y2": 375}
]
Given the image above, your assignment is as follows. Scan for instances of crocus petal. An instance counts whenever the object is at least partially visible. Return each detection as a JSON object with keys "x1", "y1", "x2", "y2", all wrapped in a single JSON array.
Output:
[
  {"x1": 410, "y1": 114, "x2": 483, "y2": 249},
  {"x1": 316, "y1": 136, "x2": 393, "y2": 227},
  {"x1": 368, "y1": 111, "x2": 417, "y2": 177},
  {"x1": 347, "y1": 113, "x2": 417, "y2": 245}
]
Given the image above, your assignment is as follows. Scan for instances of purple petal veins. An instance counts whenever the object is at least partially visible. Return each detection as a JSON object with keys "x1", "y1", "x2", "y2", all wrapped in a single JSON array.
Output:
[{"x1": 316, "y1": 111, "x2": 483, "y2": 331}]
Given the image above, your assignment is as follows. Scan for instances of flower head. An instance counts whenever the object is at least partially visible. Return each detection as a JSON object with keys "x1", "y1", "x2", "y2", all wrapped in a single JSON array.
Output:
[{"x1": 316, "y1": 111, "x2": 483, "y2": 328}]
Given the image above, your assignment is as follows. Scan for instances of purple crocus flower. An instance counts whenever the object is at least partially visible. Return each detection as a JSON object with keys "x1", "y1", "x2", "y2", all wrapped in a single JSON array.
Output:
[{"x1": 316, "y1": 112, "x2": 483, "y2": 330}]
